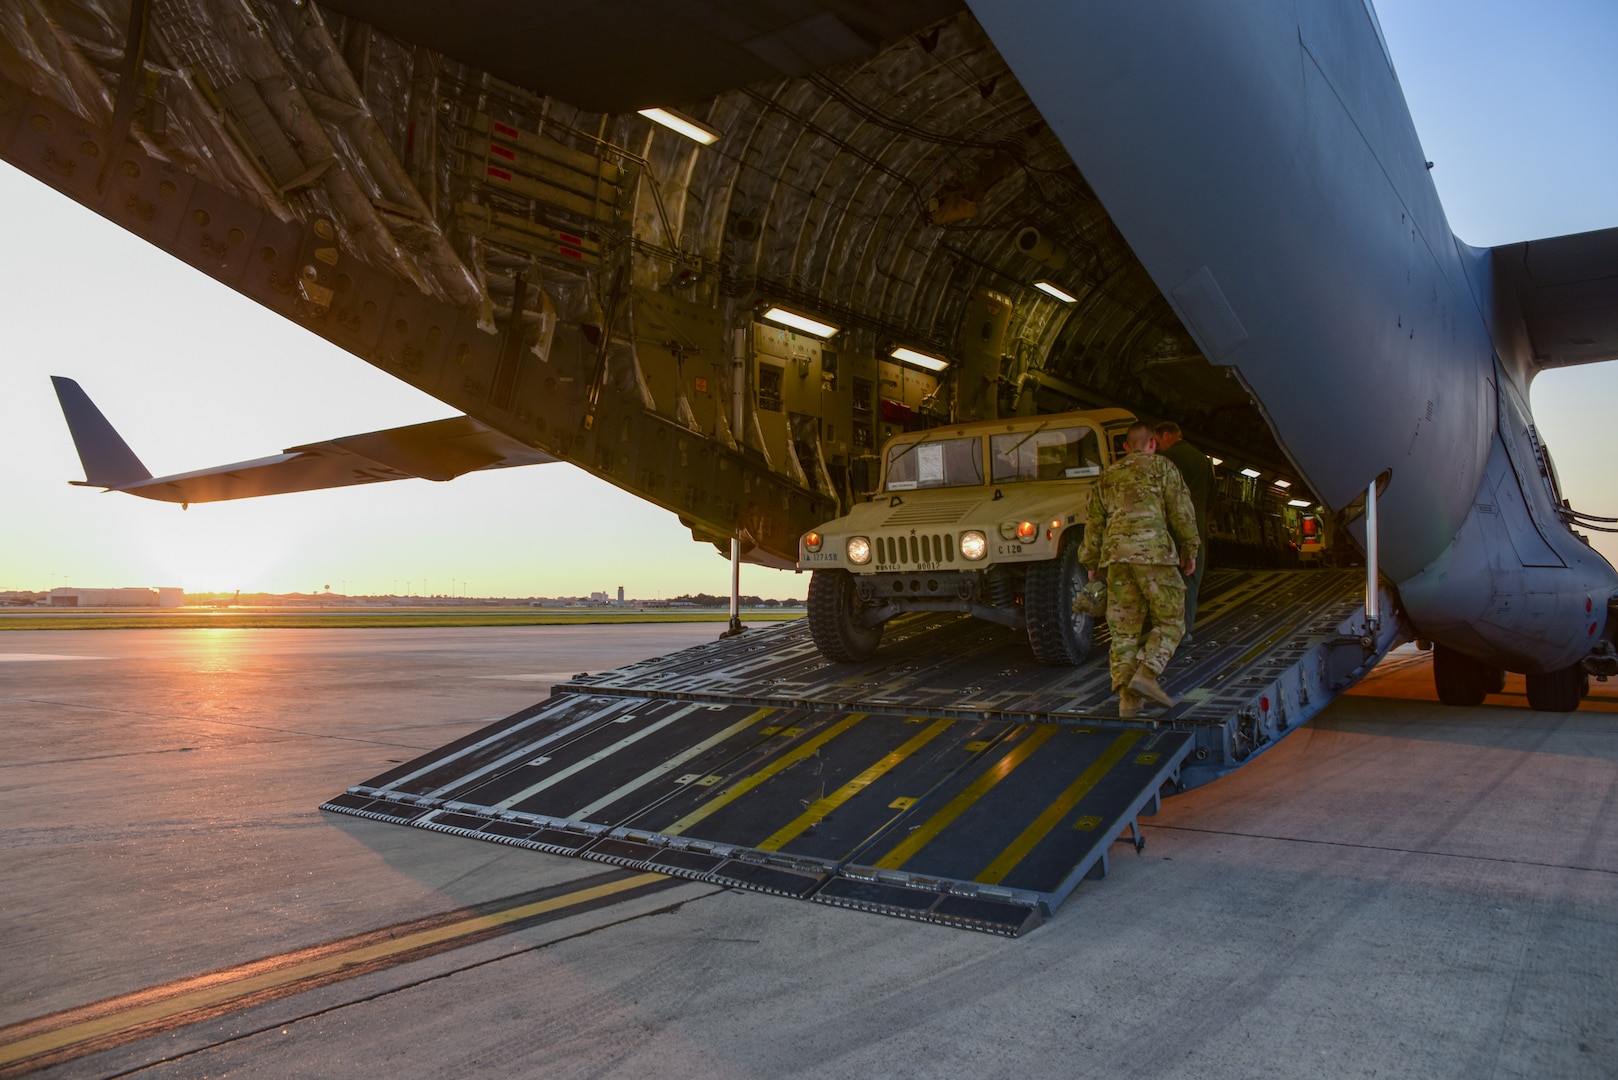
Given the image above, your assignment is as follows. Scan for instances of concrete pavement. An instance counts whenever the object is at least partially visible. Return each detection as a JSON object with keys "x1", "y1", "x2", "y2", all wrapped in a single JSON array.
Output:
[{"x1": 1, "y1": 631, "x2": 1613, "y2": 1078}]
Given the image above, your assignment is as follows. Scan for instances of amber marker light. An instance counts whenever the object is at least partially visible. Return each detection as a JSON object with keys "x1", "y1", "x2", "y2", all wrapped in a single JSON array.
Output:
[
  {"x1": 890, "y1": 346, "x2": 950, "y2": 372},
  {"x1": 1033, "y1": 280, "x2": 1078, "y2": 303},
  {"x1": 1016, "y1": 520, "x2": 1037, "y2": 541},
  {"x1": 847, "y1": 536, "x2": 871, "y2": 564},
  {"x1": 637, "y1": 107, "x2": 720, "y2": 146},
  {"x1": 761, "y1": 306, "x2": 840, "y2": 338},
  {"x1": 961, "y1": 531, "x2": 987, "y2": 560},
  {"x1": 803, "y1": 531, "x2": 823, "y2": 553}
]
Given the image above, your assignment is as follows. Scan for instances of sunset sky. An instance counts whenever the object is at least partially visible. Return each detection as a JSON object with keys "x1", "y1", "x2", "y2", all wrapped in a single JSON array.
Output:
[{"x1": 2, "y1": 0, "x2": 1615, "y2": 598}]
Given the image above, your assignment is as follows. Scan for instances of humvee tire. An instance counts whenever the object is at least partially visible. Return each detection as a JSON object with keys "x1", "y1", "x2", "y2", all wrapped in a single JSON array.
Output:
[
  {"x1": 1525, "y1": 663, "x2": 1587, "y2": 712},
  {"x1": 1432, "y1": 643, "x2": 1497, "y2": 707},
  {"x1": 1024, "y1": 535, "x2": 1094, "y2": 666},
  {"x1": 808, "y1": 569, "x2": 884, "y2": 662}
]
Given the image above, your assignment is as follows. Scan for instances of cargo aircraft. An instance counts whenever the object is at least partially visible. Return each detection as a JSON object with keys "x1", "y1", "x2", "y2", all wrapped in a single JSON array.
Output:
[{"x1": 12, "y1": 0, "x2": 1615, "y2": 710}]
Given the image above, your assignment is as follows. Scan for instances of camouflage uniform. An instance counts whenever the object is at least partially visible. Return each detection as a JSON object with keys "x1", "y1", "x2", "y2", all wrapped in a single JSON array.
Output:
[{"x1": 1076, "y1": 452, "x2": 1200, "y2": 692}]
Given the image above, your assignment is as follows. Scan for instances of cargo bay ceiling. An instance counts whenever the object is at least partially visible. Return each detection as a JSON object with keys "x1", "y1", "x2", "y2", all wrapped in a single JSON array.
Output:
[{"x1": 0, "y1": 0, "x2": 1290, "y2": 564}]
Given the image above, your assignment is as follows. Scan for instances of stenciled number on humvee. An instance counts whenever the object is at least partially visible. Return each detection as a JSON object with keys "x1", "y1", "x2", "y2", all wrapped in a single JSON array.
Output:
[{"x1": 798, "y1": 409, "x2": 1136, "y2": 664}]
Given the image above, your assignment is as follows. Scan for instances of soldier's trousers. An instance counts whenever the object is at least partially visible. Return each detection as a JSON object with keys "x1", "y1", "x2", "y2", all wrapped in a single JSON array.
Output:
[
  {"x1": 1182, "y1": 540, "x2": 1207, "y2": 632},
  {"x1": 1106, "y1": 562, "x2": 1186, "y2": 690}
]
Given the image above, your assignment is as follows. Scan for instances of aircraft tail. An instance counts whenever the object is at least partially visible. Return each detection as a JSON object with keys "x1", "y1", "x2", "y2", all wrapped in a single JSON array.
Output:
[{"x1": 51, "y1": 376, "x2": 153, "y2": 489}]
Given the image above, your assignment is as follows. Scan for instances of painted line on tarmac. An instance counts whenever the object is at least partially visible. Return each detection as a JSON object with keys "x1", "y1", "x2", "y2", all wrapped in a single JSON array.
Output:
[{"x1": 0, "y1": 870, "x2": 671, "y2": 1075}]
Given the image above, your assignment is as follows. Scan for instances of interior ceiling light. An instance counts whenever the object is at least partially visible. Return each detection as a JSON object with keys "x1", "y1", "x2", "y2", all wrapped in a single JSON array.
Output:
[
  {"x1": 761, "y1": 306, "x2": 839, "y2": 338},
  {"x1": 1210, "y1": 456, "x2": 1224, "y2": 466},
  {"x1": 890, "y1": 346, "x2": 950, "y2": 372},
  {"x1": 1240, "y1": 468, "x2": 1262, "y2": 478},
  {"x1": 1273, "y1": 479, "x2": 1292, "y2": 489},
  {"x1": 637, "y1": 107, "x2": 720, "y2": 146},
  {"x1": 1033, "y1": 280, "x2": 1078, "y2": 303},
  {"x1": 1288, "y1": 499, "x2": 1312, "y2": 508}
]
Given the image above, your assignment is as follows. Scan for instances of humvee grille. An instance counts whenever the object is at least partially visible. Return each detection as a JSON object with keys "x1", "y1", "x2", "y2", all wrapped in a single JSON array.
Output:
[{"x1": 876, "y1": 534, "x2": 955, "y2": 566}]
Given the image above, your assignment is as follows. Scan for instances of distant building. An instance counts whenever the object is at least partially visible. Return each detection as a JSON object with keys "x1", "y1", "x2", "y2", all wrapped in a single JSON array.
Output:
[
  {"x1": 49, "y1": 587, "x2": 183, "y2": 608},
  {"x1": 617, "y1": 585, "x2": 625, "y2": 603},
  {"x1": 590, "y1": 590, "x2": 609, "y2": 603}
]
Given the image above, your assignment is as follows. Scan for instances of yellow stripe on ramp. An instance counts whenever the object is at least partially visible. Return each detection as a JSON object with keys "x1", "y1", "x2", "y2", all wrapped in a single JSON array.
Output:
[
  {"x1": 871, "y1": 724, "x2": 1059, "y2": 870},
  {"x1": 661, "y1": 712, "x2": 868, "y2": 837},
  {"x1": 975, "y1": 730, "x2": 1141, "y2": 885},
  {"x1": 756, "y1": 718, "x2": 954, "y2": 852}
]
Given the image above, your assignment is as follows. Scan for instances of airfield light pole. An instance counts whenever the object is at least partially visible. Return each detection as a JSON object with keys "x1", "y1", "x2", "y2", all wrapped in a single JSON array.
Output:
[{"x1": 1365, "y1": 479, "x2": 1379, "y2": 630}]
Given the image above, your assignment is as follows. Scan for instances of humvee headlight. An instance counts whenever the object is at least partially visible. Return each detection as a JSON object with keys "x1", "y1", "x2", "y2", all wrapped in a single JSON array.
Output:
[
  {"x1": 961, "y1": 531, "x2": 987, "y2": 560},
  {"x1": 847, "y1": 536, "x2": 872, "y2": 564},
  {"x1": 1016, "y1": 520, "x2": 1037, "y2": 542},
  {"x1": 803, "y1": 531, "x2": 823, "y2": 554}
]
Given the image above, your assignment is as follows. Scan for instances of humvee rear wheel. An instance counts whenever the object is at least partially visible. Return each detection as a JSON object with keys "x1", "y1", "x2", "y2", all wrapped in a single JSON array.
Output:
[
  {"x1": 807, "y1": 569, "x2": 883, "y2": 662},
  {"x1": 1024, "y1": 534, "x2": 1094, "y2": 666}
]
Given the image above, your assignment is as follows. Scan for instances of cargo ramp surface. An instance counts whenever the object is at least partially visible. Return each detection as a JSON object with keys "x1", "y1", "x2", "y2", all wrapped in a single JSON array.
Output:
[{"x1": 324, "y1": 569, "x2": 1402, "y2": 935}]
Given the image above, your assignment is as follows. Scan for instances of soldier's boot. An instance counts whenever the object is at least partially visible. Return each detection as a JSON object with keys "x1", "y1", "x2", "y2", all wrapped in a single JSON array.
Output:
[
  {"x1": 1129, "y1": 668, "x2": 1176, "y2": 709},
  {"x1": 1118, "y1": 688, "x2": 1144, "y2": 719}
]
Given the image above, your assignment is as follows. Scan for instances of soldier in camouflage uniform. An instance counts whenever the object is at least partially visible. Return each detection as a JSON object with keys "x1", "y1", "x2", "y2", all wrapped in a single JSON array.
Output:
[{"x1": 1076, "y1": 422, "x2": 1200, "y2": 717}]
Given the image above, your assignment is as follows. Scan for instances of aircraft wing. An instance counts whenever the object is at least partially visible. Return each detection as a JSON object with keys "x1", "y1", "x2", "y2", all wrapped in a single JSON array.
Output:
[
  {"x1": 54, "y1": 377, "x2": 555, "y2": 505},
  {"x1": 1491, "y1": 225, "x2": 1618, "y2": 370}
]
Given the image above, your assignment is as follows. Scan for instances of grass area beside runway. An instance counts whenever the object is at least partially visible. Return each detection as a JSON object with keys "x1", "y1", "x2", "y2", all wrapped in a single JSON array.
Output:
[{"x1": 0, "y1": 608, "x2": 803, "y2": 631}]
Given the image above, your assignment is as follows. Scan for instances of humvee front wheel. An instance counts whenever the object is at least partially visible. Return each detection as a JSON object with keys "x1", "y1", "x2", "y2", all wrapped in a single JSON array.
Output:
[
  {"x1": 1024, "y1": 535, "x2": 1094, "y2": 666},
  {"x1": 807, "y1": 569, "x2": 884, "y2": 662}
]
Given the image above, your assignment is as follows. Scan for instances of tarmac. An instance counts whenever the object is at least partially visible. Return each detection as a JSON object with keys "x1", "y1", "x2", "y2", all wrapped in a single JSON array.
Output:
[{"x1": 1, "y1": 626, "x2": 1614, "y2": 1079}]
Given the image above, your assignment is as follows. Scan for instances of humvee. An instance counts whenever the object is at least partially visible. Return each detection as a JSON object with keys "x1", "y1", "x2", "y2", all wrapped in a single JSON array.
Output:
[{"x1": 798, "y1": 408, "x2": 1137, "y2": 664}]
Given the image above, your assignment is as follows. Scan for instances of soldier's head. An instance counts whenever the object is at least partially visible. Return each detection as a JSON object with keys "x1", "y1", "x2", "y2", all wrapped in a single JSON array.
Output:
[
  {"x1": 1124, "y1": 423, "x2": 1158, "y2": 455},
  {"x1": 1154, "y1": 421, "x2": 1182, "y2": 449}
]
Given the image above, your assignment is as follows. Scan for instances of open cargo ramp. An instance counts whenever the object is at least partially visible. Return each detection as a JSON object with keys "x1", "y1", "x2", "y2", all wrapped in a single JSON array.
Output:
[{"x1": 324, "y1": 569, "x2": 1402, "y2": 935}]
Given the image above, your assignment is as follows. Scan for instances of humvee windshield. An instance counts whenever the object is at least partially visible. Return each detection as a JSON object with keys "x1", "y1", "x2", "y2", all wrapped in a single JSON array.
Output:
[
  {"x1": 990, "y1": 427, "x2": 1102, "y2": 483},
  {"x1": 884, "y1": 435, "x2": 983, "y2": 491}
]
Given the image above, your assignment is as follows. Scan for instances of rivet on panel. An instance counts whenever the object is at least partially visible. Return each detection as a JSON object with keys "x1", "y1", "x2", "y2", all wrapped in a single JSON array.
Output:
[
  {"x1": 192, "y1": 209, "x2": 210, "y2": 227},
  {"x1": 226, "y1": 227, "x2": 245, "y2": 246}
]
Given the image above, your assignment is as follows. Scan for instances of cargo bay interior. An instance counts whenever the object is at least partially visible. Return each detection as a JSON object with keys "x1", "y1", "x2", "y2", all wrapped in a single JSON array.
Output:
[{"x1": 0, "y1": 0, "x2": 1327, "y2": 569}]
